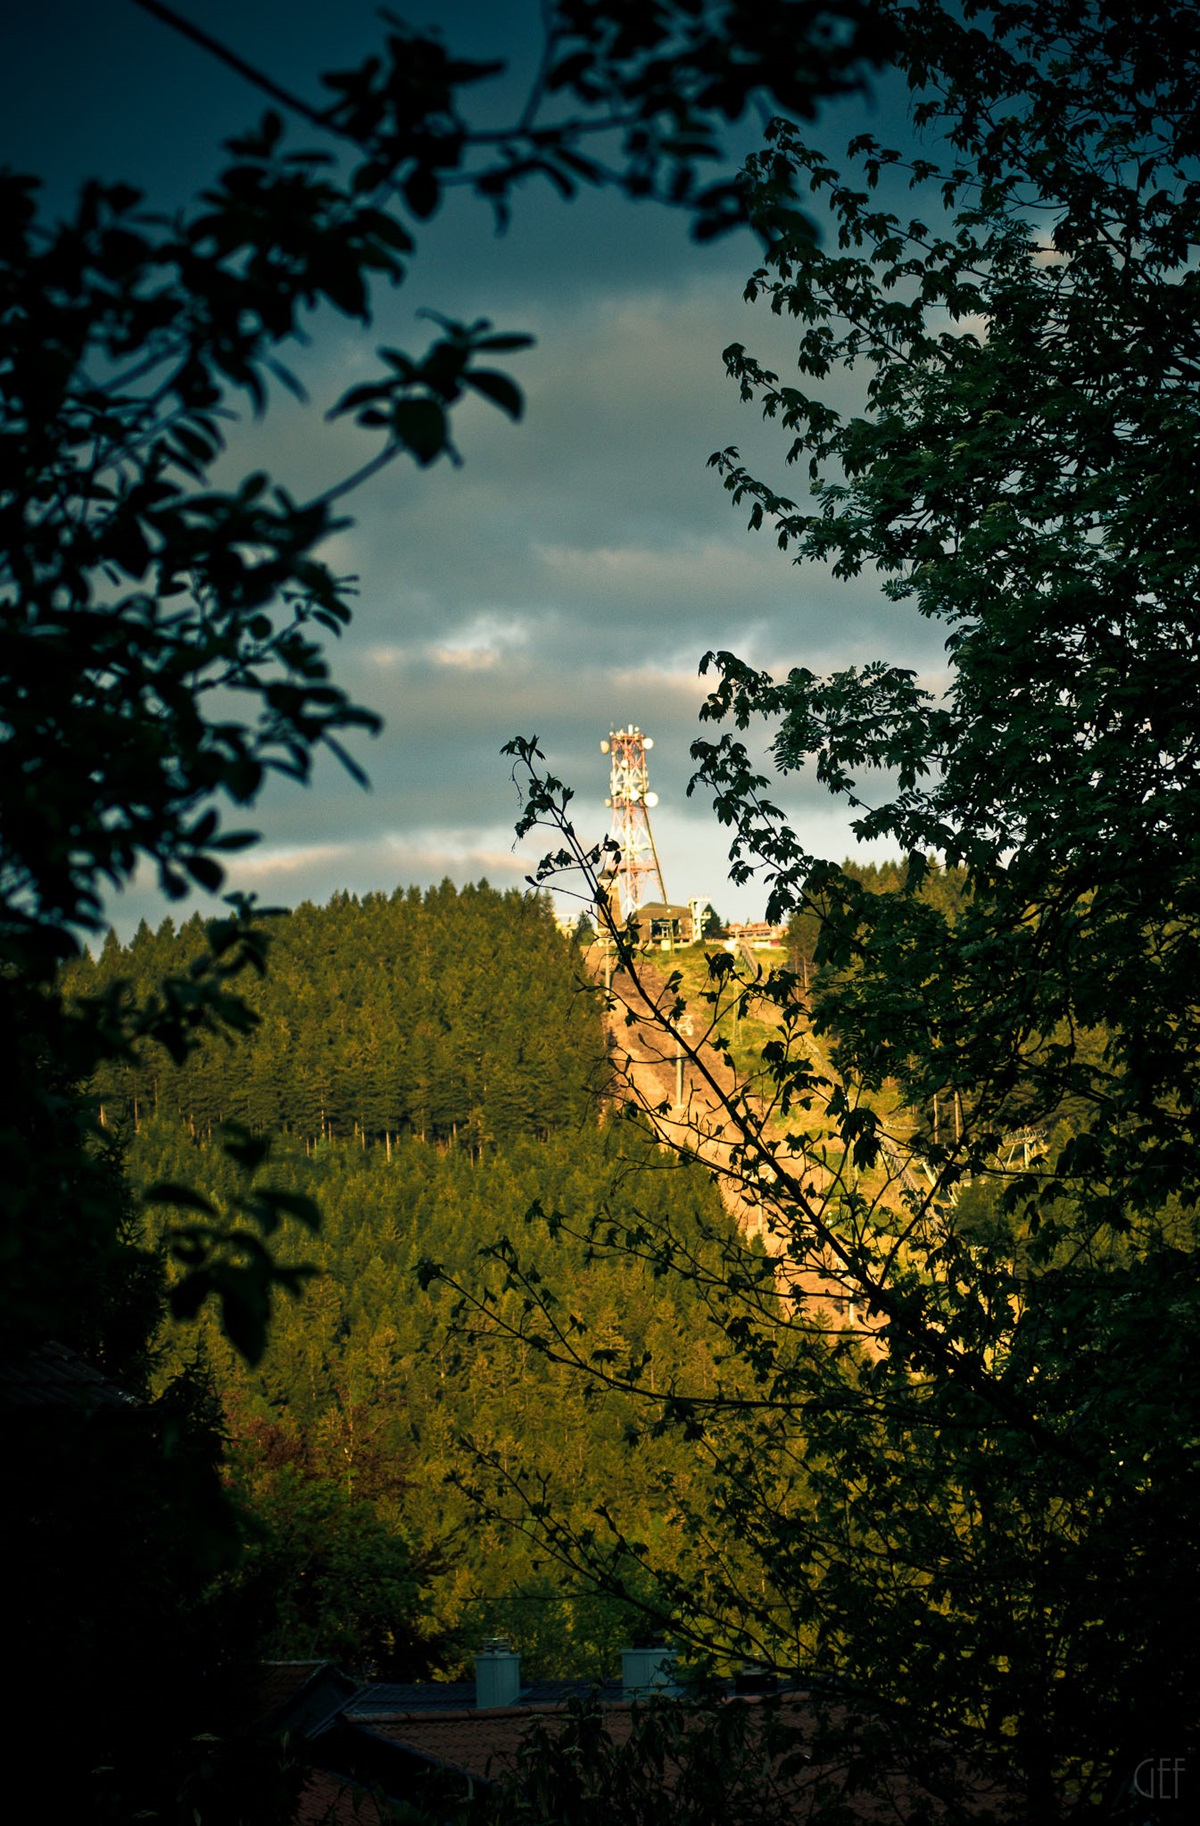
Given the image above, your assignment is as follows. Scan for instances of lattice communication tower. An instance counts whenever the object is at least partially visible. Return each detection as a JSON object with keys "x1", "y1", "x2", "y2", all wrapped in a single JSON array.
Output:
[{"x1": 600, "y1": 725, "x2": 668, "y2": 921}]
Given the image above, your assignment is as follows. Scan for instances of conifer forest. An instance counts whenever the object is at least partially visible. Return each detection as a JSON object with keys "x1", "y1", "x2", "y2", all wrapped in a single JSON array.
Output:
[{"x1": 64, "y1": 885, "x2": 742, "y2": 1681}]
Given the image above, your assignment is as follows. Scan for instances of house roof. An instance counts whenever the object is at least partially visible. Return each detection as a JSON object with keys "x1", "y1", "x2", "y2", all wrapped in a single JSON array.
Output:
[
  {"x1": 260, "y1": 1661, "x2": 331, "y2": 1722},
  {"x1": 283, "y1": 1661, "x2": 1010, "y2": 1824},
  {"x1": 363, "y1": 1701, "x2": 642, "y2": 1786},
  {"x1": 338, "y1": 1691, "x2": 1010, "y2": 1821},
  {"x1": 294, "y1": 1768, "x2": 392, "y2": 1825},
  {"x1": 347, "y1": 1678, "x2": 618, "y2": 1715},
  {"x1": 0, "y1": 1339, "x2": 144, "y2": 1416},
  {"x1": 260, "y1": 1660, "x2": 362, "y2": 1738}
]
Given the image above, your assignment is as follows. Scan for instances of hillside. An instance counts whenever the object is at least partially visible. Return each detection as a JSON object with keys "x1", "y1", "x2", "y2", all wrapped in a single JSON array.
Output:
[
  {"x1": 71, "y1": 882, "x2": 603, "y2": 1151},
  {"x1": 71, "y1": 885, "x2": 760, "y2": 1680}
]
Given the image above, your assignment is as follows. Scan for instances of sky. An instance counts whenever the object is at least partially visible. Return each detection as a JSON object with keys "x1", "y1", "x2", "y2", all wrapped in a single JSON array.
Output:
[{"x1": 5, "y1": 1, "x2": 949, "y2": 933}]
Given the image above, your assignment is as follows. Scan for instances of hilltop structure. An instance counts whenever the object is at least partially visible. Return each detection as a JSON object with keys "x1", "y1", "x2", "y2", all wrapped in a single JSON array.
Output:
[
  {"x1": 597, "y1": 727, "x2": 718, "y2": 948},
  {"x1": 600, "y1": 725, "x2": 668, "y2": 920},
  {"x1": 631, "y1": 899, "x2": 714, "y2": 948}
]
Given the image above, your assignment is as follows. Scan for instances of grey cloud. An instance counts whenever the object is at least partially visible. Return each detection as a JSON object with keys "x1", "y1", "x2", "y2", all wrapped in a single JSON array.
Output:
[{"x1": 38, "y1": 15, "x2": 937, "y2": 938}]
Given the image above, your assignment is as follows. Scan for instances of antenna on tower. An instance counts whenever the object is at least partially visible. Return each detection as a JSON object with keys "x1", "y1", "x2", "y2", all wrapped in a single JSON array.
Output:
[{"x1": 599, "y1": 725, "x2": 668, "y2": 921}]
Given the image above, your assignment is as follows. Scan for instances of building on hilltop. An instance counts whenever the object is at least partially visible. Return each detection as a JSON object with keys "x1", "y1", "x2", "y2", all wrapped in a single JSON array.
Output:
[
  {"x1": 630, "y1": 898, "x2": 692, "y2": 947},
  {"x1": 725, "y1": 919, "x2": 786, "y2": 951}
]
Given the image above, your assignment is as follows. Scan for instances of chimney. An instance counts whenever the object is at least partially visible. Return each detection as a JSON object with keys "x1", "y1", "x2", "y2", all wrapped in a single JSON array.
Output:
[
  {"x1": 734, "y1": 1659, "x2": 778, "y2": 1695},
  {"x1": 474, "y1": 1637, "x2": 522, "y2": 1709},
  {"x1": 621, "y1": 1643, "x2": 679, "y2": 1699}
]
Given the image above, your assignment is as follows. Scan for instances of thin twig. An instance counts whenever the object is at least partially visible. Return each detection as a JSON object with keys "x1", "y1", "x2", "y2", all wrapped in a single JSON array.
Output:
[
  {"x1": 301, "y1": 440, "x2": 404, "y2": 512},
  {"x1": 131, "y1": 0, "x2": 333, "y2": 134}
]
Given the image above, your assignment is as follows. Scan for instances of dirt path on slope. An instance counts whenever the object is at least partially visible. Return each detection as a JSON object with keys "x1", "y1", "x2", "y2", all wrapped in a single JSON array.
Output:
[
  {"x1": 587, "y1": 947, "x2": 858, "y2": 1327},
  {"x1": 597, "y1": 949, "x2": 761, "y2": 1231}
]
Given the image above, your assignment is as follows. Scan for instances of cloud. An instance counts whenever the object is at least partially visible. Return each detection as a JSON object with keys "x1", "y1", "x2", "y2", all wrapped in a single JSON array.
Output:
[
  {"x1": 31, "y1": 35, "x2": 944, "y2": 936},
  {"x1": 231, "y1": 843, "x2": 354, "y2": 882}
]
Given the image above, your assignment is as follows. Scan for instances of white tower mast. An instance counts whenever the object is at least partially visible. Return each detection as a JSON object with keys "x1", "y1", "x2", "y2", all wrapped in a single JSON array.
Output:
[{"x1": 600, "y1": 725, "x2": 668, "y2": 921}]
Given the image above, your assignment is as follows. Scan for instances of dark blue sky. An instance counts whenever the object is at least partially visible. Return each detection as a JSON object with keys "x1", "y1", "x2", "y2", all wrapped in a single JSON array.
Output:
[{"x1": 5, "y1": 2, "x2": 939, "y2": 929}]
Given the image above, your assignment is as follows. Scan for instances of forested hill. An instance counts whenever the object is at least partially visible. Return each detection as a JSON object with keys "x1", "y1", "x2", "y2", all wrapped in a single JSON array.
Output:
[
  {"x1": 70, "y1": 882, "x2": 603, "y2": 1151},
  {"x1": 68, "y1": 880, "x2": 743, "y2": 1680}
]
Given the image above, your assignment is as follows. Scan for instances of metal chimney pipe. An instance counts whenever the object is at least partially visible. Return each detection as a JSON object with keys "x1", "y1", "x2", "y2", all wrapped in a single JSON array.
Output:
[
  {"x1": 475, "y1": 1637, "x2": 522, "y2": 1709},
  {"x1": 621, "y1": 1644, "x2": 679, "y2": 1699}
]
